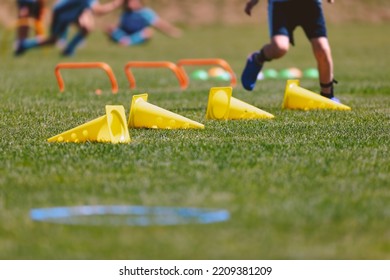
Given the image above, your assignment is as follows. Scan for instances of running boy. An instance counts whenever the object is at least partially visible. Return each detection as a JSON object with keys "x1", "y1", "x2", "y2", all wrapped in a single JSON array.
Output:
[
  {"x1": 241, "y1": 0, "x2": 339, "y2": 102},
  {"x1": 15, "y1": 0, "x2": 123, "y2": 56},
  {"x1": 106, "y1": 0, "x2": 182, "y2": 47},
  {"x1": 15, "y1": 0, "x2": 46, "y2": 50}
]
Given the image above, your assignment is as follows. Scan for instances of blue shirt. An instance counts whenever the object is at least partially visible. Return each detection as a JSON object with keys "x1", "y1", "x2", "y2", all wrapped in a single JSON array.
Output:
[{"x1": 119, "y1": 7, "x2": 158, "y2": 34}]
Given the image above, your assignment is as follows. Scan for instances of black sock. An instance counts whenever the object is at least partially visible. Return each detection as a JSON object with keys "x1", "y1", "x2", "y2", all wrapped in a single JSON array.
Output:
[
  {"x1": 256, "y1": 48, "x2": 271, "y2": 64},
  {"x1": 320, "y1": 79, "x2": 338, "y2": 99},
  {"x1": 320, "y1": 92, "x2": 334, "y2": 99}
]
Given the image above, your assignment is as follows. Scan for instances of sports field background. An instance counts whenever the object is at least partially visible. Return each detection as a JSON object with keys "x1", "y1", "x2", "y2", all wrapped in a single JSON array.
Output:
[
  {"x1": 0, "y1": 1, "x2": 389, "y2": 259},
  {"x1": 1, "y1": 0, "x2": 390, "y2": 27}
]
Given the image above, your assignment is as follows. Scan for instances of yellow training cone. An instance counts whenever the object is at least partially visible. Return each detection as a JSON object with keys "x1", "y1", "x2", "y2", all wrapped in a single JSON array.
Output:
[
  {"x1": 206, "y1": 87, "x2": 274, "y2": 120},
  {"x1": 282, "y1": 80, "x2": 351, "y2": 110},
  {"x1": 48, "y1": 105, "x2": 131, "y2": 144},
  {"x1": 128, "y1": 94, "x2": 204, "y2": 129}
]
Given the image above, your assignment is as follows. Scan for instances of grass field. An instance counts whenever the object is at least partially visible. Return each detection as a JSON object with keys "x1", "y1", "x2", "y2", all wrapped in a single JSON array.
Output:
[{"x1": 0, "y1": 22, "x2": 389, "y2": 259}]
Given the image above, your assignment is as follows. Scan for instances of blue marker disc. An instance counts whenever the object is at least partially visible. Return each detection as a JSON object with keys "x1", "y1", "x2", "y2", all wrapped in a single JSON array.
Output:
[{"x1": 30, "y1": 205, "x2": 230, "y2": 226}]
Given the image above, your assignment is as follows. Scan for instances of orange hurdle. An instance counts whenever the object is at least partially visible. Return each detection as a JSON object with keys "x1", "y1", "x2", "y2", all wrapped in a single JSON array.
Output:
[
  {"x1": 54, "y1": 62, "x2": 119, "y2": 94},
  {"x1": 124, "y1": 61, "x2": 188, "y2": 90},
  {"x1": 176, "y1": 58, "x2": 237, "y2": 87}
]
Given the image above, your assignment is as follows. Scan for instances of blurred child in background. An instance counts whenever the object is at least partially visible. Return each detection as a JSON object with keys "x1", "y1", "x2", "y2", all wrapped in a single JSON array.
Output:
[
  {"x1": 15, "y1": 0, "x2": 122, "y2": 56},
  {"x1": 241, "y1": 0, "x2": 339, "y2": 102},
  {"x1": 15, "y1": 0, "x2": 46, "y2": 51},
  {"x1": 106, "y1": 0, "x2": 182, "y2": 46}
]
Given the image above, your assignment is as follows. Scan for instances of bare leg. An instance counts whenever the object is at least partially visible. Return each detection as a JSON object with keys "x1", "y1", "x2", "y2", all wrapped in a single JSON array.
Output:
[
  {"x1": 261, "y1": 35, "x2": 290, "y2": 61},
  {"x1": 16, "y1": 7, "x2": 30, "y2": 43},
  {"x1": 241, "y1": 35, "x2": 290, "y2": 90},
  {"x1": 108, "y1": 27, "x2": 153, "y2": 46},
  {"x1": 310, "y1": 37, "x2": 334, "y2": 95}
]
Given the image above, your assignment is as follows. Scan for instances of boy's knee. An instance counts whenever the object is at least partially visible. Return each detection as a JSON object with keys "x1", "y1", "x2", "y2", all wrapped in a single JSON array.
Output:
[
  {"x1": 105, "y1": 25, "x2": 115, "y2": 35},
  {"x1": 78, "y1": 9, "x2": 94, "y2": 32},
  {"x1": 269, "y1": 36, "x2": 290, "y2": 58},
  {"x1": 311, "y1": 38, "x2": 331, "y2": 58},
  {"x1": 272, "y1": 42, "x2": 289, "y2": 58},
  {"x1": 276, "y1": 44, "x2": 289, "y2": 56},
  {"x1": 18, "y1": 7, "x2": 30, "y2": 17},
  {"x1": 142, "y1": 28, "x2": 154, "y2": 39}
]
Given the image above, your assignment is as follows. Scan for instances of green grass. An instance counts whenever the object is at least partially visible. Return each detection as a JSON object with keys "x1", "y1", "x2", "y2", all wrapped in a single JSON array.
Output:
[{"x1": 0, "y1": 23, "x2": 389, "y2": 259}]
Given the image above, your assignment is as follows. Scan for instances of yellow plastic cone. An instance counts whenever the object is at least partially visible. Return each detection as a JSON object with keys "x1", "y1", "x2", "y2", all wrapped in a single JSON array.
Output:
[
  {"x1": 128, "y1": 94, "x2": 204, "y2": 129},
  {"x1": 48, "y1": 105, "x2": 131, "y2": 144},
  {"x1": 206, "y1": 87, "x2": 274, "y2": 120},
  {"x1": 282, "y1": 80, "x2": 351, "y2": 110}
]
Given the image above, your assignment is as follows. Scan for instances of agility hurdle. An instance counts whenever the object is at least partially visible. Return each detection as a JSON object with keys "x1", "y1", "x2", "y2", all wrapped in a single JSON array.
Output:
[
  {"x1": 124, "y1": 61, "x2": 188, "y2": 90},
  {"x1": 54, "y1": 62, "x2": 119, "y2": 94},
  {"x1": 176, "y1": 58, "x2": 237, "y2": 87}
]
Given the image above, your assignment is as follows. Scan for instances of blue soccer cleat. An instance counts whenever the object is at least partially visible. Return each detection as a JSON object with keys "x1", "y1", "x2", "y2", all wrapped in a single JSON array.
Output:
[{"x1": 241, "y1": 51, "x2": 263, "y2": 91}]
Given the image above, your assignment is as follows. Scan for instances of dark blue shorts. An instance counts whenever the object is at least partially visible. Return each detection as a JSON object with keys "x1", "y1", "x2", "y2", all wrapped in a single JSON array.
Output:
[
  {"x1": 268, "y1": 0, "x2": 327, "y2": 45},
  {"x1": 119, "y1": 8, "x2": 158, "y2": 34},
  {"x1": 50, "y1": 1, "x2": 93, "y2": 36}
]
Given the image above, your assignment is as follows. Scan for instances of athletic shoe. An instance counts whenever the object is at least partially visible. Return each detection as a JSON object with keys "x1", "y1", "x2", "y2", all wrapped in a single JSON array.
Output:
[
  {"x1": 321, "y1": 93, "x2": 340, "y2": 104},
  {"x1": 330, "y1": 97, "x2": 340, "y2": 103},
  {"x1": 241, "y1": 51, "x2": 263, "y2": 91},
  {"x1": 61, "y1": 49, "x2": 74, "y2": 57},
  {"x1": 14, "y1": 42, "x2": 26, "y2": 56}
]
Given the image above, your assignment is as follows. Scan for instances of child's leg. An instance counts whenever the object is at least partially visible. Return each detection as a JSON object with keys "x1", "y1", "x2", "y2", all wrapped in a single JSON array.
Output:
[
  {"x1": 241, "y1": 35, "x2": 289, "y2": 91},
  {"x1": 16, "y1": 5, "x2": 31, "y2": 45},
  {"x1": 56, "y1": 28, "x2": 69, "y2": 50},
  {"x1": 107, "y1": 27, "x2": 127, "y2": 42},
  {"x1": 109, "y1": 27, "x2": 153, "y2": 46},
  {"x1": 241, "y1": 0, "x2": 292, "y2": 91},
  {"x1": 261, "y1": 35, "x2": 289, "y2": 61},
  {"x1": 62, "y1": 9, "x2": 93, "y2": 56},
  {"x1": 14, "y1": 35, "x2": 56, "y2": 56},
  {"x1": 15, "y1": 7, "x2": 57, "y2": 56},
  {"x1": 255, "y1": 35, "x2": 290, "y2": 65},
  {"x1": 310, "y1": 37, "x2": 337, "y2": 99},
  {"x1": 300, "y1": 1, "x2": 338, "y2": 100},
  {"x1": 62, "y1": 29, "x2": 87, "y2": 56},
  {"x1": 15, "y1": 5, "x2": 64, "y2": 56}
]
